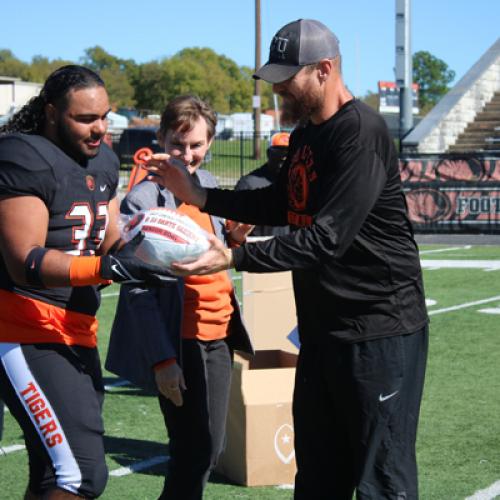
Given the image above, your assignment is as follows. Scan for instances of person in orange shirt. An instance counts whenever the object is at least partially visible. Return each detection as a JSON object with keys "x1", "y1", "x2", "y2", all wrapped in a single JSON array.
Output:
[{"x1": 106, "y1": 95, "x2": 254, "y2": 500}]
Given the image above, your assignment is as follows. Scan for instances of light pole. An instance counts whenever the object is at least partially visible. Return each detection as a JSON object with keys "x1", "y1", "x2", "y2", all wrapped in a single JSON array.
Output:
[
  {"x1": 395, "y1": 0, "x2": 413, "y2": 145},
  {"x1": 253, "y1": 0, "x2": 261, "y2": 159}
]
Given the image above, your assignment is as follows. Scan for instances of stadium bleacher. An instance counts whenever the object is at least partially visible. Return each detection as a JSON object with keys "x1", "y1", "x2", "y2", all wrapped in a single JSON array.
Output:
[{"x1": 448, "y1": 91, "x2": 500, "y2": 152}]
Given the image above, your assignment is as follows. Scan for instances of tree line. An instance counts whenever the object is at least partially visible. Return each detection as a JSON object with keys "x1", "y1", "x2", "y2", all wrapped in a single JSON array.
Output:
[{"x1": 0, "y1": 46, "x2": 454, "y2": 115}]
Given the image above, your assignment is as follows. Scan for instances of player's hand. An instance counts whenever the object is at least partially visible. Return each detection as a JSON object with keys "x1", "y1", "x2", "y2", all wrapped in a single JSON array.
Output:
[
  {"x1": 100, "y1": 234, "x2": 176, "y2": 286},
  {"x1": 170, "y1": 234, "x2": 233, "y2": 276},
  {"x1": 226, "y1": 219, "x2": 255, "y2": 245},
  {"x1": 144, "y1": 153, "x2": 207, "y2": 208},
  {"x1": 155, "y1": 362, "x2": 186, "y2": 407}
]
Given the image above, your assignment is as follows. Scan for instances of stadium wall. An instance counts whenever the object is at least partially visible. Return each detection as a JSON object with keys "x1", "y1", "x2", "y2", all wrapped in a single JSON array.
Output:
[{"x1": 401, "y1": 152, "x2": 500, "y2": 233}]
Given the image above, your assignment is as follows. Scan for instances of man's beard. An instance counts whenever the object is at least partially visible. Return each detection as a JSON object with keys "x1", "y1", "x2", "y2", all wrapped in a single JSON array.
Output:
[
  {"x1": 56, "y1": 121, "x2": 99, "y2": 162},
  {"x1": 280, "y1": 88, "x2": 322, "y2": 126}
]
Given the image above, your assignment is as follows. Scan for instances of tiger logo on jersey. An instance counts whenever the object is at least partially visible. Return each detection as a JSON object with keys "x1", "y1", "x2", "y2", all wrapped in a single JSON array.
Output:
[
  {"x1": 287, "y1": 145, "x2": 317, "y2": 226},
  {"x1": 86, "y1": 175, "x2": 95, "y2": 191}
]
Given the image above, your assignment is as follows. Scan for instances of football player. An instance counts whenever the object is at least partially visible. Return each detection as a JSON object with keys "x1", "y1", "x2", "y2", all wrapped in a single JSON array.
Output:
[{"x1": 0, "y1": 65, "x2": 170, "y2": 499}]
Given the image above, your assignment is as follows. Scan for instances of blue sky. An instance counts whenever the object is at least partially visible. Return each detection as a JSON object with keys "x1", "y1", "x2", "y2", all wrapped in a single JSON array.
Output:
[{"x1": 2, "y1": 0, "x2": 498, "y2": 97}]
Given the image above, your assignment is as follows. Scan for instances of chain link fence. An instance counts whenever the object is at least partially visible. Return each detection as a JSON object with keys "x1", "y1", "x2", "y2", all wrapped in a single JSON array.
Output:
[{"x1": 118, "y1": 131, "x2": 274, "y2": 191}]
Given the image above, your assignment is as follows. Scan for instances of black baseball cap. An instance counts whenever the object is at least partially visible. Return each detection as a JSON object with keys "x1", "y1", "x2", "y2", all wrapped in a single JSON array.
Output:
[{"x1": 253, "y1": 19, "x2": 340, "y2": 84}]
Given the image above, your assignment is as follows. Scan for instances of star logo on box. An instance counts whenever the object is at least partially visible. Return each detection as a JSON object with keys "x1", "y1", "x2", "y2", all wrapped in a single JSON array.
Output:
[{"x1": 274, "y1": 423, "x2": 295, "y2": 464}]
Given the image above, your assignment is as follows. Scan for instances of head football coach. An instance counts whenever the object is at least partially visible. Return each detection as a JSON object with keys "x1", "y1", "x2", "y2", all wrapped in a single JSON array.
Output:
[{"x1": 146, "y1": 19, "x2": 429, "y2": 500}]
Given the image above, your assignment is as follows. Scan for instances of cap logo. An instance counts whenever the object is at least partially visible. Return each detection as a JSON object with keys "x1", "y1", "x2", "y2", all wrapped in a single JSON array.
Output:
[{"x1": 271, "y1": 36, "x2": 289, "y2": 60}]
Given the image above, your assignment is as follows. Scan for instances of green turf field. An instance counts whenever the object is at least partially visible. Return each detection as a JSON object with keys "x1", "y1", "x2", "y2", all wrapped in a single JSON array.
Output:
[{"x1": 1, "y1": 243, "x2": 500, "y2": 499}]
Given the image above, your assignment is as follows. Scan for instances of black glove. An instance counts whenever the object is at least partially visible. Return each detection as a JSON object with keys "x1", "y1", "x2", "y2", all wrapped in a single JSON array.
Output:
[{"x1": 100, "y1": 234, "x2": 176, "y2": 286}]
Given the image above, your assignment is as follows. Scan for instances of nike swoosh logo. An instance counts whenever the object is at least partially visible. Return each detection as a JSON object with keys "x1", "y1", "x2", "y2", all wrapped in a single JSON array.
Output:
[
  {"x1": 100, "y1": 185, "x2": 107, "y2": 192},
  {"x1": 379, "y1": 391, "x2": 398, "y2": 402},
  {"x1": 111, "y1": 264, "x2": 127, "y2": 280}
]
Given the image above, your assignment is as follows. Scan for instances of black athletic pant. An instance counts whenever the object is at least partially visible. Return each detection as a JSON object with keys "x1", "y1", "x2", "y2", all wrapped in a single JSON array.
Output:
[
  {"x1": 158, "y1": 338, "x2": 232, "y2": 500},
  {"x1": 293, "y1": 326, "x2": 428, "y2": 500}
]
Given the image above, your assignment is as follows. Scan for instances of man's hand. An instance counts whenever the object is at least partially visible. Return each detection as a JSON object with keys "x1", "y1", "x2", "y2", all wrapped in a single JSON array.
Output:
[
  {"x1": 100, "y1": 234, "x2": 176, "y2": 286},
  {"x1": 226, "y1": 219, "x2": 255, "y2": 245},
  {"x1": 144, "y1": 153, "x2": 207, "y2": 207},
  {"x1": 170, "y1": 234, "x2": 233, "y2": 276},
  {"x1": 155, "y1": 362, "x2": 186, "y2": 407}
]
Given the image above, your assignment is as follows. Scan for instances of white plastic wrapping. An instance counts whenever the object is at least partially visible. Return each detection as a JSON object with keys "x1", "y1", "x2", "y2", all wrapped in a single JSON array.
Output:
[{"x1": 120, "y1": 207, "x2": 210, "y2": 267}]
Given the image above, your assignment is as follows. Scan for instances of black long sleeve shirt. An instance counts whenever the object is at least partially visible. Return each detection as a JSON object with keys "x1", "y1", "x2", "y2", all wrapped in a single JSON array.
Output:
[{"x1": 205, "y1": 100, "x2": 428, "y2": 344}]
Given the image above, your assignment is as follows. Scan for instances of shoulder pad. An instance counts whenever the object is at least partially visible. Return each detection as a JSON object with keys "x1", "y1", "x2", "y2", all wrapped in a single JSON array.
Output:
[{"x1": 0, "y1": 133, "x2": 56, "y2": 172}]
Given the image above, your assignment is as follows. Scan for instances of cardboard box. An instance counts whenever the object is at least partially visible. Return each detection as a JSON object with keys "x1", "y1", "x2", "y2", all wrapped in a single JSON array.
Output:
[
  {"x1": 241, "y1": 271, "x2": 299, "y2": 354},
  {"x1": 216, "y1": 272, "x2": 299, "y2": 486},
  {"x1": 216, "y1": 350, "x2": 298, "y2": 486}
]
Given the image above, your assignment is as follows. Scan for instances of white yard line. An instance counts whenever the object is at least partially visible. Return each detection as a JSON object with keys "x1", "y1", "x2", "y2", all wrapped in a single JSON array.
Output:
[
  {"x1": 421, "y1": 260, "x2": 500, "y2": 271},
  {"x1": 104, "y1": 380, "x2": 132, "y2": 391},
  {"x1": 478, "y1": 307, "x2": 500, "y2": 314},
  {"x1": 428, "y1": 295, "x2": 500, "y2": 316},
  {"x1": 465, "y1": 480, "x2": 500, "y2": 500},
  {"x1": 419, "y1": 245, "x2": 472, "y2": 255},
  {"x1": 275, "y1": 484, "x2": 294, "y2": 490},
  {"x1": 0, "y1": 444, "x2": 293, "y2": 489},
  {"x1": 0, "y1": 444, "x2": 26, "y2": 455},
  {"x1": 101, "y1": 291, "x2": 119, "y2": 298},
  {"x1": 109, "y1": 455, "x2": 169, "y2": 477}
]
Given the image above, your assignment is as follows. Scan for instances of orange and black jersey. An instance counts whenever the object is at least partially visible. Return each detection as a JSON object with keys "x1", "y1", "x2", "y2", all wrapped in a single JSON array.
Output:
[{"x1": 0, "y1": 133, "x2": 119, "y2": 346}]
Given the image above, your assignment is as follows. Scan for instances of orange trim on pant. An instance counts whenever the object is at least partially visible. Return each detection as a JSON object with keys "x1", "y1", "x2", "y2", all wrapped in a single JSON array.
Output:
[{"x1": 0, "y1": 289, "x2": 98, "y2": 347}]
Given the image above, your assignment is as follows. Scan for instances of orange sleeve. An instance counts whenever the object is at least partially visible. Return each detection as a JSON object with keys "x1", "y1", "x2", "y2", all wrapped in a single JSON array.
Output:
[{"x1": 69, "y1": 256, "x2": 111, "y2": 286}]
